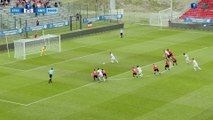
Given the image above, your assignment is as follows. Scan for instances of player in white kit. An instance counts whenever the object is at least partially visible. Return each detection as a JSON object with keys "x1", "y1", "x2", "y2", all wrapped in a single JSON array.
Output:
[
  {"x1": 136, "y1": 66, "x2": 143, "y2": 78},
  {"x1": 192, "y1": 58, "x2": 201, "y2": 71},
  {"x1": 183, "y1": 53, "x2": 191, "y2": 64},
  {"x1": 97, "y1": 68, "x2": 106, "y2": 81},
  {"x1": 110, "y1": 52, "x2": 118, "y2": 63}
]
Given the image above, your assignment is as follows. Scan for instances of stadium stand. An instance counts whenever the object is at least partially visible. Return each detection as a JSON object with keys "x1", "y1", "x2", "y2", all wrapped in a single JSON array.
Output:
[
  {"x1": 180, "y1": 0, "x2": 213, "y2": 19},
  {"x1": 0, "y1": 0, "x2": 69, "y2": 30}
]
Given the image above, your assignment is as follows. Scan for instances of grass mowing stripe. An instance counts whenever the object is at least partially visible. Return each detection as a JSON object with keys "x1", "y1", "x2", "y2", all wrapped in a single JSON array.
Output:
[
  {"x1": 24, "y1": 82, "x2": 97, "y2": 106},
  {"x1": 109, "y1": 47, "x2": 208, "y2": 78},
  {"x1": 23, "y1": 47, "x2": 208, "y2": 106},
  {"x1": 0, "y1": 47, "x2": 208, "y2": 106},
  {"x1": 25, "y1": 50, "x2": 107, "y2": 72}
]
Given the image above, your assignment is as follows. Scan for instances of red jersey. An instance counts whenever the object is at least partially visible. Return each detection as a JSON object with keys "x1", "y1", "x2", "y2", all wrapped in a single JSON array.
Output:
[
  {"x1": 166, "y1": 59, "x2": 169, "y2": 65},
  {"x1": 102, "y1": 70, "x2": 106, "y2": 74},
  {"x1": 132, "y1": 68, "x2": 137, "y2": 73},
  {"x1": 172, "y1": 56, "x2": 176, "y2": 61},
  {"x1": 93, "y1": 71, "x2": 97, "y2": 76},
  {"x1": 153, "y1": 65, "x2": 158, "y2": 70},
  {"x1": 168, "y1": 50, "x2": 173, "y2": 55}
]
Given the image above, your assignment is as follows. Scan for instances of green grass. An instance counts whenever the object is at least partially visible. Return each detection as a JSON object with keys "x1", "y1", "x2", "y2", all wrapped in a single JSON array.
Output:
[{"x1": 0, "y1": 24, "x2": 213, "y2": 120}]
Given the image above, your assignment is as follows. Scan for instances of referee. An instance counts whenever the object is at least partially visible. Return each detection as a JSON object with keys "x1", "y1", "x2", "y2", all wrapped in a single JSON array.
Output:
[{"x1": 48, "y1": 68, "x2": 54, "y2": 83}]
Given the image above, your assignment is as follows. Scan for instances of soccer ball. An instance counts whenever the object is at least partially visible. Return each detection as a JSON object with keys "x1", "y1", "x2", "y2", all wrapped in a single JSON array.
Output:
[{"x1": 103, "y1": 62, "x2": 105, "y2": 64}]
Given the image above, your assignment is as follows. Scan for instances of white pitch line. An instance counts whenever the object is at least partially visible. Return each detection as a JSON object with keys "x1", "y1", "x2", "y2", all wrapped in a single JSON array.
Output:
[
  {"x1": 0, "y1": 66, "x2": 25, "y2": 72},
  {"x1": 109, "y1": 69, "x2": 168, "y2": 81},
  {"x1": 25, "y1": 82, "x2": 97, "y2": 106},
  {"x1": 24, "y1": 50, "x2": 107, "y2": 72},
  {"x1": 0, "y1": 99, "x2": 26, "y2": 106}
]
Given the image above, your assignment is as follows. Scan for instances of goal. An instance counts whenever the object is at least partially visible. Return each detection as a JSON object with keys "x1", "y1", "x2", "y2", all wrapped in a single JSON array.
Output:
[
  {"x1": 149, "y1": 8, "x2": 172, "y2": 27},
  {"x1": 14, "y1": 34, "x2": 61, "y2": 60}
]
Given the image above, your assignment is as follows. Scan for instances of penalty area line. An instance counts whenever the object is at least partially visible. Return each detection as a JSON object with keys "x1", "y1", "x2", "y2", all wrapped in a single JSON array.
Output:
[{"x1": 0, "y1": 98, "x2": 26, "y2": 106}]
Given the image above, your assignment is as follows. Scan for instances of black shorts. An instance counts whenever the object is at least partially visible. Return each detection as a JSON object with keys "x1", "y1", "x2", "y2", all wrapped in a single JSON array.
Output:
[
  {"x1": 94, "y1": 75, "x2": 98, "y2": 78},
  {"x1": 49, "y1": 74, "x2": 52, "y2": 78},
  {"x1": 173, "y1": 60, "x2": 177, "y2": 63},
  {"x1": 133, "y1": 73, "x2": 137, "y2": 76},
  {"x1": 154, "y1": 69, "x2": 159, "y2": 72},
  {"x1": 165, "y1": 64, "x2": 169, "y2": 68},
  {"x1": 103, "y1": 73, "x2": 107, "y2": 76},
  {"x1": 120, "y1": 33, "x2": 123, "y2": 36}
]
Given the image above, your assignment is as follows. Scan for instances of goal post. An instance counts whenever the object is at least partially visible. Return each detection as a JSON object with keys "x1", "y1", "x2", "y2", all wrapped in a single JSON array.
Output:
[
  {"x1": 14, "y1": 34, "x2": 61, "y2": 60},
  {"x1": 149, "y1": 8, "x2": 172, "y2": 27}
]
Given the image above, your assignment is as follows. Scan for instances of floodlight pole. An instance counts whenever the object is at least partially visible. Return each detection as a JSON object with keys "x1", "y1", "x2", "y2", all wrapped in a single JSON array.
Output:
[
  {"x1": 69, "y1": 16, "x2": 72, "y2": 31},
  {"x1": 170, "y1": 0, "x2": 173, "y2": 21},
  {"x1": 25, "y1": 20, "x2": 28, "y2": 38}
]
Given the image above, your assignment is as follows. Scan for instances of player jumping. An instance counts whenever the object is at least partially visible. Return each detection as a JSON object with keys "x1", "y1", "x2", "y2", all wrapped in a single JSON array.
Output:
[
  {"x1": 167, "y1": 49, "x2": 173, "y2": 58},
  {"x1": 164, "y1": 49, "x2": 170, "y2": 59}
]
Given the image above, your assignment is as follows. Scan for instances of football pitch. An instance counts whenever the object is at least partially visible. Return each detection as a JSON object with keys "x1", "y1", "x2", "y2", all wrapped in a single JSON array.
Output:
[{"x1": 0, "y1": 24, "x2": 213, "y2": 120}]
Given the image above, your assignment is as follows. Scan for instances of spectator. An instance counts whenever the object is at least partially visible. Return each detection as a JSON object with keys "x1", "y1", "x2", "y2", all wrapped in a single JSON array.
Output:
[
  {"x1": 36, "y1": 20, "x2": 39, "y2": 26},
  {"x1": 76, "y1": 13, "x2": 80, "y2": 21},
  {"x1": 54, "y1": 2, "x2": 58, "y2": 7},
  {"x1": 58, "y1": 2, "x2": 61, "y2": 7}
]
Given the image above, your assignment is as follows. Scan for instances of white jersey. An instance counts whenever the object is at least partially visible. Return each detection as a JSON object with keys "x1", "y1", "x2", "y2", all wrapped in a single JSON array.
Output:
[
  {"x1": 110, "y1": 53, "x2": 115, "y2": 59},
  {"x1": 137, "y1": 67, "x2": 142, "y2": 74},
  {"x1": 120, "y1": 29, "x2": 123, "y2": 34},
  {"x1": 97, "y1": 69, "x2": 102, "y2": 75},
  {"x1": 184, "y1": 54, "x2": 189, "y2": 59},
  {"x1": 192, "y1": 60, "x2": 198, "y2": 66},
  {"x1": 164, "y1": 50, "x2": 170, "y2": 56}
]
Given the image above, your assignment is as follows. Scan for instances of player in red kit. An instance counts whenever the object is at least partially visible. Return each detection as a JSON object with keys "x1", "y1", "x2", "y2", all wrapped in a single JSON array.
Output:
[
  {"x1": 153, "y1": 64, "x2": 160, "y2": 75},
  {"x1": 165, "y1": 59, "x2": 170, "y2": 70},
  {"x1": 164, "y1": 49, "x2": 170, "y2": 59},
  {"x1": 172, "y1": 56, "x2": 177, "y2": 66},
  {"x1": 132, "y1": 67, "x2": 137, "y2": 77},
  {"x1": 167, "y1": 49, "x2": 173, "y2": 58},
  {"x1": 92, "y1": 69, "x2": 98, "y2": 81},
  {"x1": 102, "y1": 69, "x2": 107, "y2": 80}
]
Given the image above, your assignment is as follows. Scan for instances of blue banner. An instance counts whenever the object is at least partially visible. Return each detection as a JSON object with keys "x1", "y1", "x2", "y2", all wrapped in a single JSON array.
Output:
[
  {"x1": 184, "y1": 17, "x2": 213, "y2": 23},
  {"x1": 47, "y1": 21, "x2": 69, "y2": 28},
  {"x1": 46, "y1": 8, "x2": 58, "y2": 14},
  {"x1": 83, "y1": 14, "x2": 123, "y2": 23},
  {"x1": 34, "y1": 8, "x2": 46, "y2": 14},
  {"x1": 83, "y1": 16, "x2": 100, "y2": 23},
  {"x1": 0, "y1": 29, "x2": 22, "y2": 37},
  {"x1": 100, "y1": 14, "x2": 123, "y2": 20},
  {"x1": 10, "y1": 8, "x2": 58, "y2": 14},
  {"x1": 0, "y1": 21, "x2": 68, "y2": 36},
  {"x1": 10, "y1": 8, "x2": 24, "y2": 14}
]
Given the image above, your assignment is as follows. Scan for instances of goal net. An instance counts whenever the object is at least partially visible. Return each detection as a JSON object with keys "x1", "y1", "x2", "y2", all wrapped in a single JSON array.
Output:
[
  {"x1": 149, "y1": 8, "x2": 172, "y2": 27},
  {"x1": 14, "y1": 34, "x2": 61, "y2": 60}
]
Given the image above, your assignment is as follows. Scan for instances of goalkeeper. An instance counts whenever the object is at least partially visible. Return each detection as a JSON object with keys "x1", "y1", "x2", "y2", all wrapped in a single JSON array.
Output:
[{"x1": 40, "y1": 46, "x2": 47, "y2": 56}]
